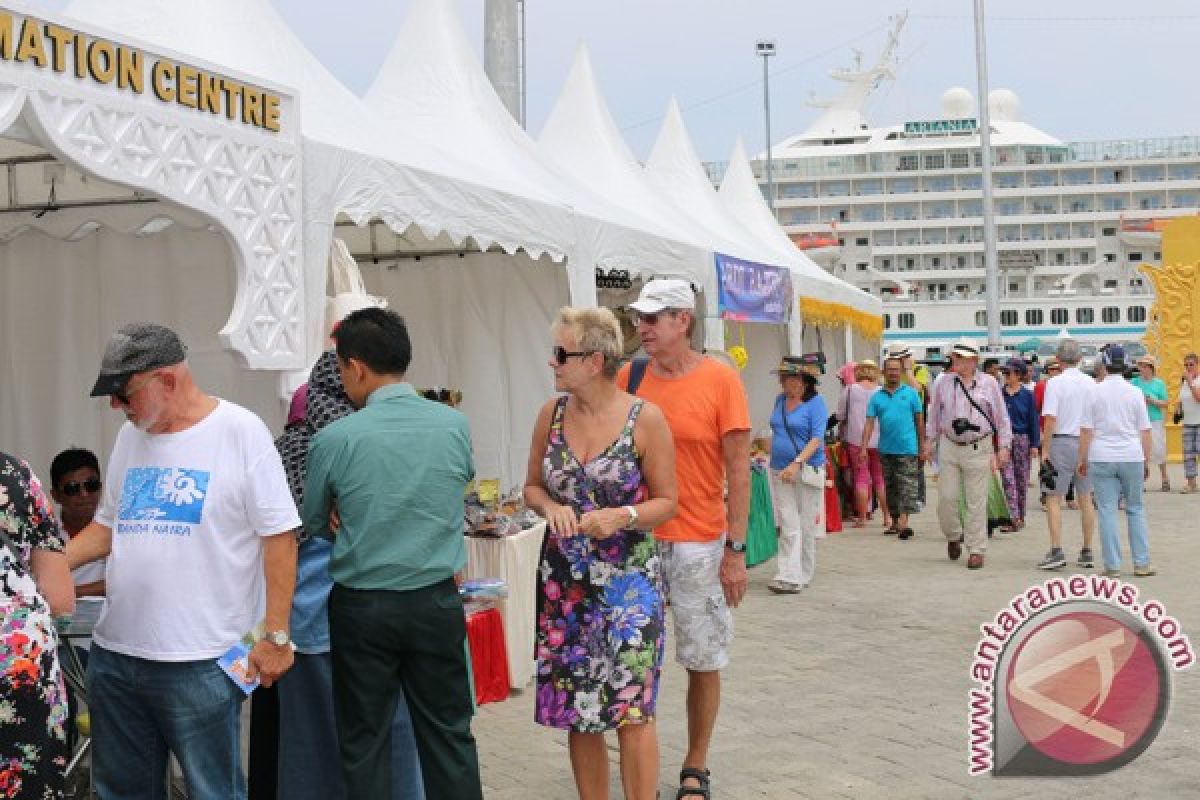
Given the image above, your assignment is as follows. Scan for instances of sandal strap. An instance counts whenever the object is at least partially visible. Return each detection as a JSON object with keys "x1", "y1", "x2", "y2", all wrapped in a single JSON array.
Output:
[{"x1": 677, "y1": 767, "x2": 711, "y2": 800}]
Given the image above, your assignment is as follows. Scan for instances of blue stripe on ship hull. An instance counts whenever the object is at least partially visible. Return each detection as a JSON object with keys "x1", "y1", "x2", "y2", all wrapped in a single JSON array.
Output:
[{"x1": 883, "y1": 325, "x2": 1147, "y2": 341}]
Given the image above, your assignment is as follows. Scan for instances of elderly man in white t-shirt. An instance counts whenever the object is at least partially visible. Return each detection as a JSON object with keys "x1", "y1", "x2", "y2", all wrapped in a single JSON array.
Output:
[
  {"x1": 1078, "y1": 345, "x2": 1155, "y2": 577},
  {"x1": 66, "y1": 323, "x2": 299, "y2": 800},
  {"x1": 1037, "y1": 338, "x2": 1098, "y2": 571}
]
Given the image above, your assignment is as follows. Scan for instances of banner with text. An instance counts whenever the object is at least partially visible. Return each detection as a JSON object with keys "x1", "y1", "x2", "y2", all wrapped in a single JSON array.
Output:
[{"x1": 715, "y1": 253, "x2": 793, "y2": 324}]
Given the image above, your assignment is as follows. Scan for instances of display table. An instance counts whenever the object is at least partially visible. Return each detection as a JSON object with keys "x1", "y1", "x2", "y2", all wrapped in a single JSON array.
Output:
[
  {"x1": 466, "y1": 608, "x2": 510, "y2": 705},
  {"x1": 465, "y1": 520, "x2": 547, "y2": 689},
  {"x1": 746, "y1": 467, "x2": 778, "y2": 567}
]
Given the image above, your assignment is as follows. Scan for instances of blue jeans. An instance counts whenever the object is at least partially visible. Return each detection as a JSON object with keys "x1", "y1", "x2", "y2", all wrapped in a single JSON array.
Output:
[
  {"x1": 87, "y1": 645, "x2": 246, "y2": 800},
  {"x1": 277, "y1": 652, "x2": 425, "y2": 800},
  {"x1": 1090, "y1": 461, "x2": 1151, "y2": 570}
]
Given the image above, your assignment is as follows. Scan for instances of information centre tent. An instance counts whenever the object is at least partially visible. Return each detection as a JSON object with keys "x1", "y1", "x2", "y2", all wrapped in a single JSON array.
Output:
[
  {"x1": 644, "y1": 99, "x2": 816, "y2": 423},
  {"x1": 0, "y1": 3, "x2": 309, "y2": 472},
  {"x1": 357, "y1": 0, "x2": 708, "y2": 488}
]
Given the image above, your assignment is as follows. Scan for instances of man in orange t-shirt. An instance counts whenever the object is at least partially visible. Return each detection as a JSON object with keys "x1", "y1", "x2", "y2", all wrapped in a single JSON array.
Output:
[{"x1": 618, "y1": 278, "x2": 751, "y2": 800}]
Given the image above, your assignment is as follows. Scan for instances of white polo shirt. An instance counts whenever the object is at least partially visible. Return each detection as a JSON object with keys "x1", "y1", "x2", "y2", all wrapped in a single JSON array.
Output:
[
  {"x1": 1041, "y1": 367, "x2": 1095, "y2": 436},
  {"x1": 1083, "y1": 375, "x2": 1151, "y2": 462}
]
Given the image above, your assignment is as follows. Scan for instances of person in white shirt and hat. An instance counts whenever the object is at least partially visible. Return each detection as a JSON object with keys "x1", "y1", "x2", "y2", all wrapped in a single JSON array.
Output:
[{"x1": 922, "y1": 338, "x2": 1012, "y2": 570}]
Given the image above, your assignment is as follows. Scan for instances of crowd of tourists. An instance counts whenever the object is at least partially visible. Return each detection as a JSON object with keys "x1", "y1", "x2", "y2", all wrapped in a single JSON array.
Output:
[{"x1": 1, "y1": 276, "x2": 1189, "y2": 799}]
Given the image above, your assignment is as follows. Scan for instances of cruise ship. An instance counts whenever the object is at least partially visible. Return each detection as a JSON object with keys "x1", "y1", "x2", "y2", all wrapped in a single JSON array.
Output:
[{"x1": 710, "y1": 14, "x2": 1200, "y2": 360}]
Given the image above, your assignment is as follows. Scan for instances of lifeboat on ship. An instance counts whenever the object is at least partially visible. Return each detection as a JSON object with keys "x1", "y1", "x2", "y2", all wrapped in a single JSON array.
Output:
[{"x1": 789, "y1": 227, "x2": 841, "y2": 267}]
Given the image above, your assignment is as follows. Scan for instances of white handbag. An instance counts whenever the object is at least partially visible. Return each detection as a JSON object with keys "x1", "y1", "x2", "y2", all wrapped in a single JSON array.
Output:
[{"x1": 798, "y1": 464, "x2": 825, "y2": 489}]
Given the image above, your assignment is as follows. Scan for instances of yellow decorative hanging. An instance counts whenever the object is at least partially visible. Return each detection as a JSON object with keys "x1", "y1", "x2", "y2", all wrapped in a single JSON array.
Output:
[
  {"x1": 798, "y1": 296, "x2": 884, "y2": 341},
  {"x1": 726, "y1": 323, "x2": 749, "y2": 370}
]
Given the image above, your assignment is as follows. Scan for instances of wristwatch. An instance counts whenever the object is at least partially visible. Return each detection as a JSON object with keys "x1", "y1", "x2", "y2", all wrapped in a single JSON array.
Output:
[
  {"x1": 725, "y1": 539, "x2": 747, "y2": 554},
  {"x1": 623, "y1": 505, "x2": 639, "y2": 528},
  {"x1": 265, "y1": 630, "x2": 291, "y2": 648}
]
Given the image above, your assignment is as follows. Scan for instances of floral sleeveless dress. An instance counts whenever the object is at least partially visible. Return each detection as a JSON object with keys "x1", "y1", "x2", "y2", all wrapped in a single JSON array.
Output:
[{"x1": 535, "y1": 397, "x2": 665, "y2": 733}]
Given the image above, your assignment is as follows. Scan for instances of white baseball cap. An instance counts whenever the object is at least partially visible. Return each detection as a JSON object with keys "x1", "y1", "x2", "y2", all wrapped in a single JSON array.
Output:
[{"x1": 628, "y1": 278, "x2": 695, "y2": 314}]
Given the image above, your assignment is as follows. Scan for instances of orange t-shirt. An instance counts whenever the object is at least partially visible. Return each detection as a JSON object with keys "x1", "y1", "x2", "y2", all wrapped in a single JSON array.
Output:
[{"x1": 617, "y1": 357, "x2": 751, "y2": 542}]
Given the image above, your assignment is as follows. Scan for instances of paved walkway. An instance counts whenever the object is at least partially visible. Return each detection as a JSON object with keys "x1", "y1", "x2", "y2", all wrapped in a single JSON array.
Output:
[{"x1": 474, "y1": 466, "x2": 1200, "y2": 799}]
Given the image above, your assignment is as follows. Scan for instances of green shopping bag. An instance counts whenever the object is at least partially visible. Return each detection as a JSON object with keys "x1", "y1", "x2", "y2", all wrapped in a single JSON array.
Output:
[
  {"x1": 958, "y1": 470, "x2": 1012, "y2": 527},
  {"x1": 746, "y1": 468, "x2": 778, "y2": 567}
]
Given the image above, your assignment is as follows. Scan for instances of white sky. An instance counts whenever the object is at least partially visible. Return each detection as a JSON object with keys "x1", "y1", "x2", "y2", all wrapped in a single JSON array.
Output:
[{"x1": 27, "y1": 1, "x2": 1200, "y2": 162}]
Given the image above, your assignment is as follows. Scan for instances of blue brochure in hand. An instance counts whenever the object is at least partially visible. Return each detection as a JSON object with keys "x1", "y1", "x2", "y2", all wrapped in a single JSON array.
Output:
[{"x1": 217, "y1": 642, "x2": 259, "y2": 695}]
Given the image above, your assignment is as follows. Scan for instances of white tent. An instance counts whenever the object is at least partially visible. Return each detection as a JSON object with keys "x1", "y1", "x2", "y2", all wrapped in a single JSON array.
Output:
[
  {"x1": 643, "y1": 99, "x2": 805, "y2": 422},
  {"x1": 539, "y1": 46, "x2": 725, "y2": 349},
  {"x1": 358, "y1": 0, "x2": 721, "y2": 487}
]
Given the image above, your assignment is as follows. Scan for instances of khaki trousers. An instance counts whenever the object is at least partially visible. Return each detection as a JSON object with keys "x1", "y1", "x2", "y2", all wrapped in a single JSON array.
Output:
[{"x1": 937, "y1": 436, "x2": 994, "y2": 555}]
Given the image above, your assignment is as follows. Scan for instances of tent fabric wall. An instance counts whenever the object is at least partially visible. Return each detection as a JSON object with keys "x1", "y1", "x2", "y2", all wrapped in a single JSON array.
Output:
[
  {"x1": 359, "y1": 252, "x2": 566, "y2": 491},
  {"x1": 0, "y1": 226, "x2": 283, "y2": 476}
]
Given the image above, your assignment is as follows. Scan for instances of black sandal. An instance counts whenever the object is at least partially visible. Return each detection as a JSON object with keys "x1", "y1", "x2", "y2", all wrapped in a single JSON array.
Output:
[
  {"x1": 898, "y1": 528, "x2": 914, "y2": 540},
  {"x1": 677, "y1": 767, "x2": 711, "y2": 800}
]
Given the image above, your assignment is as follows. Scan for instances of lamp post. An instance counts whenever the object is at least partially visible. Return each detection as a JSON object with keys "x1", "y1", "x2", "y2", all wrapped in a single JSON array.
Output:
[
  {"x1": 974, "y1": 0, "x2": 1001, "y2": 349},
  {"x1": 756, "y1": 39, "x2": 776, "y2": 213}
]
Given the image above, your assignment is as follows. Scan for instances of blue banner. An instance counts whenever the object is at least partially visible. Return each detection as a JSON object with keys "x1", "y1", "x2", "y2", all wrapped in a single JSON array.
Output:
[{"x1": 714, "y1": 253, "x2": 793, "y2": 323}]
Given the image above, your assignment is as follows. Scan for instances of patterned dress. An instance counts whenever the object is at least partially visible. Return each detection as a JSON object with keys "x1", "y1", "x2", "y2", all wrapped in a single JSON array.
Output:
[
  {"x1": 0, "y1": 454, "x2": 68, "y2": 799},
  {"x1": 535, "y1": 397, "x2": 665, "y2": 733}
]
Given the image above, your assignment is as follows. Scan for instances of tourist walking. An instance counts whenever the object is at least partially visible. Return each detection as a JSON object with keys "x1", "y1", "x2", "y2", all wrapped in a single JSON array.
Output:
[
  {"x1": 1176, "y1": 353, "x2": 1200, "y2": 493},
  {"x1": 862, "y1": 356, "x2": 924, "y2": 539},
  {"x1": 766, "y1": 358, "x2": 827, "y2": 592},
  {"x1": 304, "y1": 308, "x2": 482, "y2": 799},
  {"x1": 0, "y1": 453, "x2": 75, "y2": 799},
  {"x1": 923, "y1": 338, "x2": 1012, "y2": 570},
  {"x1": 618, "y1": 278, "x2": 751, "y2": 800},
  {"x1": 1078, "y1": 346, "x2": 1155, "y2": 577},
  {"x1": 1131, "y1": 355, "x2": 1170, "y2": 491},
  {"x1": 1037, "y1": 338, "x2": 1099, "y2": 570},
  {"x1": 524, "y1": 307, "x2": 677, "y2": 800},
  {"x1": 838, "y1": 360, "x2": 887, "y2": 529},
  {"x1": 1000, "y1": 358, "x2": 1040, "y2": 532}
]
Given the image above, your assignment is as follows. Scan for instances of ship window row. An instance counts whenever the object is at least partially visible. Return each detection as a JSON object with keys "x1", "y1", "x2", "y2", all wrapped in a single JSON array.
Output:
[
  {"x1": 839, "y1": 224, "x2": 1109, "y2": 246},
  {"x1": 971, "y1": 306, "x2": 1148, "y2": 327},
  {"x1": 769, "y1": 165, "x2": 1200, "y2": 195}
]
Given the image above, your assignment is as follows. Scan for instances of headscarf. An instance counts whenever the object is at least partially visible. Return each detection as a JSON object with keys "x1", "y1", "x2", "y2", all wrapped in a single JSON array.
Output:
[
  {"x1": 837, "y1": 362, "x2": 857, "y2": 386},
  {"x1": 275, "y1": 350, "x2": 355, "y2": 541}
]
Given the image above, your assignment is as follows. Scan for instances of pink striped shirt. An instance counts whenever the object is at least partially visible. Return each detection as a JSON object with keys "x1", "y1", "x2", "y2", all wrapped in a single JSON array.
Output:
[{"x1": 925, "y1": 370, "x2": 1013, "y2": 449}]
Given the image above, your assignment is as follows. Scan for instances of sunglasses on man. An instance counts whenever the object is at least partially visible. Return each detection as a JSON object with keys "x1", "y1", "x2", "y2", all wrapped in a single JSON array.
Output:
[
  {"x1": 553, "y1": 346, "x2": 594, "y2": 366},
  {"x1": 61, "y1": 478, "x2": 102, "y2": 497},
  {"x1": 631, "y1": 309, "x2": 680, "y2": 326},
  {"x1": 113, "y1": 372, "x2": 161, "y2": 405}
]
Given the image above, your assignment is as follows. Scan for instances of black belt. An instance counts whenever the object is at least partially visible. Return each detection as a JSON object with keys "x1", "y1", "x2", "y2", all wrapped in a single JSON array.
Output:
[
  {"x1": 1052, "y1": 434, "x2": 1079, "y2": 439},
  {"x1": 945, "y1": 434, "x2": 989, "y2": 447}
]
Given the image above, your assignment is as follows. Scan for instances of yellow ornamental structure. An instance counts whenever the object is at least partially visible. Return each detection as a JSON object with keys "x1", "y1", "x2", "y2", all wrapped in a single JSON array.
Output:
[{"x1": 1142, "y1": 216, "x2": 1200, "y2": 461}]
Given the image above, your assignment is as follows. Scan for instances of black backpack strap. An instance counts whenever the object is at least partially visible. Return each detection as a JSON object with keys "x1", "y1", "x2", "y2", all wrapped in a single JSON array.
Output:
[{"x1": 626, "y1": 356, "x2": 651, "y2": 396}]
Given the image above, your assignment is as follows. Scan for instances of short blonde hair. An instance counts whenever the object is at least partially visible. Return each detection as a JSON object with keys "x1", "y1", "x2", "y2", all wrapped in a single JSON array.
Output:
[{"x1": 552, "y1": 307, "x2": 624, "y2": 378}]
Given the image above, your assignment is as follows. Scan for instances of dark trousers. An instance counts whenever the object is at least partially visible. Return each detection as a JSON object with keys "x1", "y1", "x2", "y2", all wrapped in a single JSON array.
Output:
[{"x1": 329, "y1": 579, "x2": 482, "y2": 800}]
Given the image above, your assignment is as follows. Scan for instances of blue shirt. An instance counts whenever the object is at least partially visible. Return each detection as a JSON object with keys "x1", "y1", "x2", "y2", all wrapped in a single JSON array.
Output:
[
  {"x1": 1003, "y1": 386, "x2": 1041, "y2": 448},
  {"x1": 303, "y1": 383, "x2": 474, "y2": 592},
  {"x1": 866, "y1": 384, "x2": 923, "y2": 456},
  {"x1": 769, "y1": 394, "x2": 827, "y2": 470}
]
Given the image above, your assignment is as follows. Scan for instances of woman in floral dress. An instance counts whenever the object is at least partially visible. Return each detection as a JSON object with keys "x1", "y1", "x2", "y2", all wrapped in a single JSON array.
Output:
[
  {"x1": 525, "y1": 307, "x2": 677, "y2": 800},
  {"x1": 1, "y1": 453, "x2": 76, "y2": 799}
]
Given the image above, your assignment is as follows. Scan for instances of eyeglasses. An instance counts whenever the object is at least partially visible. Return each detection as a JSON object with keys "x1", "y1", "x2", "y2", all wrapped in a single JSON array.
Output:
[
  {"x1": 553, "y1": 346, "x2": 592, "y2": 366},
  {"x1": 114, "y1": 373, "x2": 161, "y2": 405},
  {"x1": 61, "y1": 478, "x2": 102, "y2": 497},
  {"x1": 632, "y1": 309, "x2": 679, "y2": 326}
]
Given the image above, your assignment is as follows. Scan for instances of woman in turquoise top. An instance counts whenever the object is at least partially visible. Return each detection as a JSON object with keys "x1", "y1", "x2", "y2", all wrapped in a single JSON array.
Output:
[
  {"x1": 766, "y1": 359, "x2": 827, "y2": 595},
  {"x1": 1132, "y1": 355, "x2": 1170, "y2": 490}
]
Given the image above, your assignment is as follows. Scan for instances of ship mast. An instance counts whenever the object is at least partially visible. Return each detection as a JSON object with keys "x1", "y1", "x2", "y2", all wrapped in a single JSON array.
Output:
[
  {"x1": 805, "y1": 11, "x2": 907, "y2": 137},
  {"x1": 974, "y1": 0, "x2": 1001, "y2": 349}
]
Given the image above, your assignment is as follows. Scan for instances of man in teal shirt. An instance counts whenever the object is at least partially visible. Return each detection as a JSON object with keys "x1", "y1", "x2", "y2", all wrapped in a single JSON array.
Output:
[
  {"x1": 1132, "y1": 354, "x2": 1170, "y2": 490},
  {"x1": 863, "y1": 357, "x2": 925, "y2": 539},
  {"x1": 303, "y1": 307, "x2": 482, "y2": 800}
]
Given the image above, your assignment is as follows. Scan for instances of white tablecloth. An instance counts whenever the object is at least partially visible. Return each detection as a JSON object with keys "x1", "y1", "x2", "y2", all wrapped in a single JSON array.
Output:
[{"x1": 465, "y1": 521, "x2": 546, "y2": 689}]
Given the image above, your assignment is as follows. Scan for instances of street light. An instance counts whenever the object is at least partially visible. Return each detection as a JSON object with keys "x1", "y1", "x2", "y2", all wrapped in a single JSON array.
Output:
[{"x1": 756, "y1": 39, "x2": 776, "y2": 213}]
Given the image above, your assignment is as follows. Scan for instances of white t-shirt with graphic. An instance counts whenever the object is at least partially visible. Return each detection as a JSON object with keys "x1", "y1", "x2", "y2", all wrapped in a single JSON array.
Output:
[{"x1": 93, "y1": 400, "x2": 300, "y2": 661}]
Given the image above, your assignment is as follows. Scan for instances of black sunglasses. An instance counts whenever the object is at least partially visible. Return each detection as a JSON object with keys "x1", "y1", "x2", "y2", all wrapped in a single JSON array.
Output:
[
  {"x1": 553, "y1": 346, "x2": 592, "y2": 366},
  {"x1": 113, "y1": 373, "x2": 160, "y2": 405},
  {"x1": 62, "y1": 478, "x2": 102, "y2": 497},
  {"x1": 632, "y1": 309, "x2": 679, "y2": 326}
]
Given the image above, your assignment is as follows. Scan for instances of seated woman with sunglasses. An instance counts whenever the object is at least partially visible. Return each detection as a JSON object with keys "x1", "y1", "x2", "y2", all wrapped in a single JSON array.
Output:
[
  {"x1": 524, "y1": 307, "x2": 677, "y2": 800},
  {"x1": 50, "y1": 448, "x2": 106, "y2": 598}
]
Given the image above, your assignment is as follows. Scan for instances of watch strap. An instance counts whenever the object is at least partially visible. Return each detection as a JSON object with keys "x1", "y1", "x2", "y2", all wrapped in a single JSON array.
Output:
[{"x1": 725, "y1": 538, "x2": 747, "y2": 553}]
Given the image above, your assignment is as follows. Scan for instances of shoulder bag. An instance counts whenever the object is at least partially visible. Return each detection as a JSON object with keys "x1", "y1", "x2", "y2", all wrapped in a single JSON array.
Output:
[{"x1": 776, "y1": 396, "x2": 825, "y2": 489}]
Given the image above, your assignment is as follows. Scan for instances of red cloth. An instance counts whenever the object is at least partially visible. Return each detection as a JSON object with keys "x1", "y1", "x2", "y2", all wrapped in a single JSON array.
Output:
[
  {"x1": 824, "y1": 461, "x2": 843, "y2": 533},
  {"x1": 466, "y1": 608, "x2": 510, "y2": 705}
]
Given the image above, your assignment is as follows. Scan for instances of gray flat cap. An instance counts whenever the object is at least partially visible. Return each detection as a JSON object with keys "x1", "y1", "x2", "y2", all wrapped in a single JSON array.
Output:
[{"x1": 90, "y1": 323, "x2": 187, "y2": 397}]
